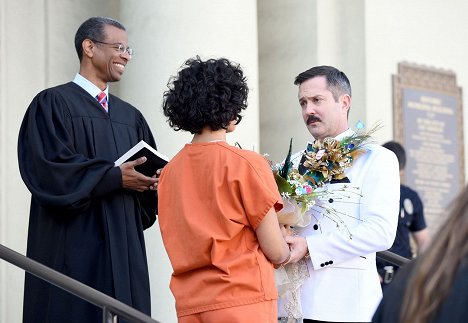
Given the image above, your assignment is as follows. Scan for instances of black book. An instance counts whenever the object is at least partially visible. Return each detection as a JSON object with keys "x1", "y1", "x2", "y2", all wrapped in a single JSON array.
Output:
[{"x1": 114, "y1": 140, "x2": 169, "y2": 176}]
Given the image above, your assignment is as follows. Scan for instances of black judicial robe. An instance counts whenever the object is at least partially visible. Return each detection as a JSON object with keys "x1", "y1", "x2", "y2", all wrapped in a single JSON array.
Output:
[{"x1": 18, "y1": 82, "x2": 157, "y2": 323}]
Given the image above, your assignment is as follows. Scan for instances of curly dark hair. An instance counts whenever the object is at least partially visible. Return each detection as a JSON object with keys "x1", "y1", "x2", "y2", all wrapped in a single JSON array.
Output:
[{"x1": 162, "y1": 56, "x2": 249, "y2": 134}]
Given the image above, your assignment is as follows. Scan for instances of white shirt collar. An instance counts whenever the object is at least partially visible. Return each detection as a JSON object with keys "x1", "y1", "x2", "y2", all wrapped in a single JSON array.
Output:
[
  {"x1": 306, "y1": 128, "x2": 354, "y2": 147},
  {"x1": 72, "y1": 73, "x2": 109, "y2": 100},
  {"x1": 334, "y1": 128, "x2": 354, "y2": 141}
]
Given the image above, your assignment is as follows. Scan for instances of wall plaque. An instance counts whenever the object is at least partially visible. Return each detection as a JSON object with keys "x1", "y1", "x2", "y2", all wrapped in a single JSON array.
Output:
[{"x1": 393, "y1": 62, "x2": 464, "y2": 234}]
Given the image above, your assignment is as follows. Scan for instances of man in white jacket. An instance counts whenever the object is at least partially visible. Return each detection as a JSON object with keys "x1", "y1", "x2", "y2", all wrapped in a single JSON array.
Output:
[{"x1": 283, "y1": 66, "x2": 400, "y2": 322}]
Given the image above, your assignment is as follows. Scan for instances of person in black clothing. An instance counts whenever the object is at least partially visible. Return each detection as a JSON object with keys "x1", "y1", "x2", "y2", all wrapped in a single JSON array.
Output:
[
  {"x1": 372, "y1": 183, "x2": 468, "y2": 323},
  {"x1": 18, "y1": 16, "x2": 158, "y2": 323},
  {"x1": 377, "y1": 141, "x2": 430, "y2": 287}
]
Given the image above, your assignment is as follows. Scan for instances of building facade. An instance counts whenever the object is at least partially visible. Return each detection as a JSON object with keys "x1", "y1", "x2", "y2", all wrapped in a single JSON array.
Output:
[{"x1": 1, "y1": 1, "x2": 467, "y2": 322}]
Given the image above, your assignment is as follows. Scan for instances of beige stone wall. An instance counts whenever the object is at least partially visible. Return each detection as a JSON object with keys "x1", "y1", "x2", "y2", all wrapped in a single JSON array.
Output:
[
  {"x1": 257, "y1": 0, "x2": 318, "y2": 162},
  {"x1": 257, "y1": 0, "x2": 468, "y2": 252},
  {"x1": 2, "y1": 0, "x2": 468, "y2": 322},
  {"x1": 1, "y1": 2, "x2": 54, "y2": 322},
  {"x1": 0, "y1": 1, "x2": 131, "y2": 322},
  {"x1": 0, "y1": 1, "x2": 259, "y2": 322},
  {"x1": 258, "y1": 0, "x2": 366, "y2": 161},
  {"x1": 119, "y1": 1, "x2": 260, "y2": 321}
]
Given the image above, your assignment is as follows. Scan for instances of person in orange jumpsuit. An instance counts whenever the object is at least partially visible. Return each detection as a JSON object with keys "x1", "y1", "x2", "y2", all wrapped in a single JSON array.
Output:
[{"x1": 157, "y1": 56, "x2": 292, "y2": 322}]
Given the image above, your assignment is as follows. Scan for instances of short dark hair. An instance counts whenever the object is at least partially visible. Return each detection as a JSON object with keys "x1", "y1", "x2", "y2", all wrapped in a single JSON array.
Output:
[
  {"x1": 383, "y1": 141, "x2": 406, "y2": 170},
  {"x1": 162, "y1": 56, "x2": 249, "y2": 134},
  {"x1": 294, "y1": 65, "x2": 352, "y2": 102},
  {"x1": 74, "y1": 17, "x2": 126, "y2": 61}
]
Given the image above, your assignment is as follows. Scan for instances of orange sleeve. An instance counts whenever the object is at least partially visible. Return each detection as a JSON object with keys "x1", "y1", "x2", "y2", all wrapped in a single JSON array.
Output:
[{"x1": 238, "y1": 155, "x2": 283, "y2": 229}]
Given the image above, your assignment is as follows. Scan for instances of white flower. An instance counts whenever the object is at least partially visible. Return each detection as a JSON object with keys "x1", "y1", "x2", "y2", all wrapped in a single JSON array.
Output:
[{"x1": 281, "y1": 192, "x2": 291, "y2": 198}]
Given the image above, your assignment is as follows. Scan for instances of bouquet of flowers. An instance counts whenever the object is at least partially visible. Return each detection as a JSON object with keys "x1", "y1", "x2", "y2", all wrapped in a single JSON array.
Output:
[
  {"x1": 300, "y1": 126, "x2": 378, "y2": 187},
  {"x1": 271, "y1": 124, "x2": 380, "y2": 322},
  {"x1": 275, "y1": 124, "x2": 379, "y2": 192},
  {"x1": 271, "y1": 139, "x2": 316, "y2": 229}
]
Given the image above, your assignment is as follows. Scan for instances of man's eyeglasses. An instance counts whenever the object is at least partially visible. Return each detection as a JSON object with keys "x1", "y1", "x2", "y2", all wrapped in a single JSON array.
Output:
[{"x1": 91, "y1": 39, "x2": 134, "y2": 56}]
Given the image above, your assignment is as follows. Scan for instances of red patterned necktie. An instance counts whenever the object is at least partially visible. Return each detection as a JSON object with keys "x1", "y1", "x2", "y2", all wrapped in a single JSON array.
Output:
[{"x1": 97, "y1": 92, "x2": 108, "y2": 112}]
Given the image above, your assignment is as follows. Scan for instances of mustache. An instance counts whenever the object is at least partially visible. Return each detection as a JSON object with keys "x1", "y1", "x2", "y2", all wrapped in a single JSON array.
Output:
[{"x1": 307, "y1": 115, "x2": 321, "y2": 124}]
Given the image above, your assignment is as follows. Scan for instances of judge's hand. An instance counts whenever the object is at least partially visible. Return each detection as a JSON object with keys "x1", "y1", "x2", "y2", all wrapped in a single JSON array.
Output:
[
  {"x1": 148, "y1": 168, "x2": 163, "y2": 191},
  {"x1": 120, "y1": 157, "x2": 158, "y2": 192},
  {"x1": 285, "y1": 235, "x2": 309, "y2": 264}
]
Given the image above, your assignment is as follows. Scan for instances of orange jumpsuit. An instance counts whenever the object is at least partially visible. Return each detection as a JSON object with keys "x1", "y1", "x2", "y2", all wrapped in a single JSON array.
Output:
[{"x1": 158, "y1": 141, "x2": 283, "y2": 322}]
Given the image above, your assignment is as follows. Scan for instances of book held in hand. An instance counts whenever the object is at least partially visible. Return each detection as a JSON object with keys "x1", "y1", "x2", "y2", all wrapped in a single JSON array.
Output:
[{"x1": 114, "y1": 140, "x2": 169, "y2": 176}]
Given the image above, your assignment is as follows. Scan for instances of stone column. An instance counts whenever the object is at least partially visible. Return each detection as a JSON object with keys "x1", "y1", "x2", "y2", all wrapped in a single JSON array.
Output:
[
  {"x1": 258, "y1": 0, "x2": 366, "y2": 162},
  {"x1": 0, "y1": 1, "x2": 116, "y2": 321},
  {"x1": 119, "y1": 1, "x2": 260, "y2": 321},
  {"x1": 258, "y1": 0, "x2": 318, "y2": 162},
  {"x1": 0, "y1": 1, "x2": 49, "y2": 321}
]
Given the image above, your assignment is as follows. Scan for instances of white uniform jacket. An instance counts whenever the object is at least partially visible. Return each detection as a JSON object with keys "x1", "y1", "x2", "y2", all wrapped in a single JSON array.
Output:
[{"x1": 280, "y1": 129, "x2": 400, "y2": 322}]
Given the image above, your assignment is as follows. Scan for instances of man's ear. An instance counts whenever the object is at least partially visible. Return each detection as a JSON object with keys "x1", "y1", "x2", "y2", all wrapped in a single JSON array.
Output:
[
  {"x1": 341, "y1": 94, "x2": 351, "y2": 114},
  {"x1": 82, "y1": 39, "x2": 95, "y2": 59}
]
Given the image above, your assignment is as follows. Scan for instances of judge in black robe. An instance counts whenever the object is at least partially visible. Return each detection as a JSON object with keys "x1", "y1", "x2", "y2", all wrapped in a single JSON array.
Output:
[{"x1": 18, "y1": 81, "x2": 158, "y2": 322}]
